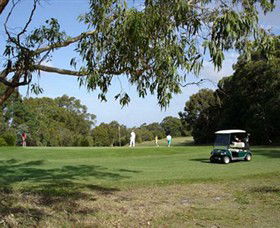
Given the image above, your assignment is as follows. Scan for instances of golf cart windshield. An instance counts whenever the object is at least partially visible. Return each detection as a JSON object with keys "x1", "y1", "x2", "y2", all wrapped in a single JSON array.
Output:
[{"x1": 214, "y1": 134, "x2": 230, "y2": 147}]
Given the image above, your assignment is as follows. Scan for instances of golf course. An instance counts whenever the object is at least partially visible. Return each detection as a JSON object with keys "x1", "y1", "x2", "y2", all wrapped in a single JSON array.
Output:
[
  {"x1": 0, "y1": 138, "x2": 279, "y2": 227},
  {"x1": 1, "y1": 0, "x2": 280, "y2": 227}
]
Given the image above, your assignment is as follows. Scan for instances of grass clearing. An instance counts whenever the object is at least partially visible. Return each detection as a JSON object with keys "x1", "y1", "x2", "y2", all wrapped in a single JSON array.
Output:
[{"x1": 0, "y1": 142, "x2": 279, "y2": 227}]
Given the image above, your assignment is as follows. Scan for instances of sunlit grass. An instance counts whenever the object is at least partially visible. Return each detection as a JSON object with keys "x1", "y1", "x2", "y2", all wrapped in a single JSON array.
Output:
[
  {"x1": 0, "y1": 143, "x2": 279, "y2": 189},
  {"x1": 0, "y1": 141, "x2": 279, "y2": 227}
]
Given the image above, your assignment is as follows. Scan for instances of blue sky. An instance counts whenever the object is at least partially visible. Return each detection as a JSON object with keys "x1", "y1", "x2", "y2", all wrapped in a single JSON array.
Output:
[{"x1": 0, "y1": 0, "x2": 279, "y2": 127}]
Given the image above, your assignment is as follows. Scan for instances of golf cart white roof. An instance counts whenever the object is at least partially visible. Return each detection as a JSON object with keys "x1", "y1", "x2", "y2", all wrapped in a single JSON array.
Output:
[{"x1": 215, "y1": 129, "x2": 246, "y2": 134}]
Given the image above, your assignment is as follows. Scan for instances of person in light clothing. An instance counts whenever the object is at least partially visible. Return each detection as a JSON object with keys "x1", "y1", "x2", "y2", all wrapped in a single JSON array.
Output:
[
  {"x1": 166, "y1": 134, "x2": 172, "y2": 147},
  {"x1": 155, "y1": 135, "x2": 159, "y2": 147},
  {"x1": 129, "y1": 131, "x2": 136, "y2": 147}
]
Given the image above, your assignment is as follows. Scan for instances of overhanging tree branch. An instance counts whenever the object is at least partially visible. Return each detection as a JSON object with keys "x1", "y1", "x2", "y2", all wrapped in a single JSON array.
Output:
[
  {"x1": 17, "y1": 0, "x2": 38, "y2": 42},
  {"x1": 0, "y1": 60, "x2": 12, "y2": 79},
  {"x1": 34, "y1": 65, "x2": 87, "y2": 76},
  {"x1": 34, "y1": 64, "x2": 151, "y2": 77},
  {"x1": 0, "y1": 72, "x2": 22, "y2": 104},
  {"x1": 0, "y1": 71, "x2": 31, "y2": 87},
  {"x1": 0, "y1": 0, "x2": 277, "y2": 107},
  {"x1": 33, "y1": 30, "x2": 97, "y2": 55},
  {"x1": 0, "y1": 86, "x2": 16, "y2": 105},
  {"x1": 4, "y1": 0, "x2": 20, "y2": 43},
  {"x1": 179, "y1": 78, "x2": 216, "y2": 87},
  {"x1": 0, "y1": 0, "x2": 9, "y2": 15}
]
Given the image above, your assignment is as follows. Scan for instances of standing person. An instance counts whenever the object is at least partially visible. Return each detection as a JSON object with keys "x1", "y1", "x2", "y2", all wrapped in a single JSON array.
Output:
[
  {"x1": 155, "y1": 135, "x2": 159, "y2": 147},
  {"x1": 129, "y1": 131, "x2": 136, "y2": 147},
  {"x1": 166, "y1": 134, "x2": 172, "y2": 147},
  {"x1": 245, "y1": 133, "x2": 250, "y2": 148},
  {"x1": 21, "y1": 132, "x2": 27, "y2": 147}
]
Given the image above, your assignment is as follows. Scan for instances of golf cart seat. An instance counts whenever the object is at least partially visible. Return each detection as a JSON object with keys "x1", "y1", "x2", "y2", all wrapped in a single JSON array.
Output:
[{"x1": 230, "y1": 142, "x2": 245, "y2": 148}]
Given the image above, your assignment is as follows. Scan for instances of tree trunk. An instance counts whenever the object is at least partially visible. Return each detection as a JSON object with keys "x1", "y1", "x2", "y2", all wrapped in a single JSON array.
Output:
[
  {"x1": 0, "y1": 86, "x2": 16, "y2": 106},
  {"x1": 0, "y1": 73, "x2": 20, "y2": 106},
  {"x1": 0, "y1": 0, "x2": 9, "y2": 15}
]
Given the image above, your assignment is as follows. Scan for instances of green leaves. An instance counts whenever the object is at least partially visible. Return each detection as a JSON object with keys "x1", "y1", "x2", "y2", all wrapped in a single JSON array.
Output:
[
  {"x1": 30, "y1": 84, "x2": 44, "y2": 95},
  {"x1": 70, "y1": 58, "x2": 77, "y2": 69},
  {"x1": 180, "y1": 89, "x2": 221, "y2": 143},
  {"x1": 3, "y1": 45, "x2": 14, "y2": 57},
  {"x1": 27, "y1": 18, "x2": 66, "y2": 48},
  {"x1": 119, "y1": 93, "x2": 131, "y2": 106},
  {"x1": 75, "y1": 0, "x2": 277, "y2": 107},
  {"x1": 1, "y1": 0, "x2": 277, "y2": 108},
  {"x1": 8, "y1": 95, "x2": 97, "y2": 146},
  {"x1": 183, "y1": 37, "x2": 280, "y2": 144}
]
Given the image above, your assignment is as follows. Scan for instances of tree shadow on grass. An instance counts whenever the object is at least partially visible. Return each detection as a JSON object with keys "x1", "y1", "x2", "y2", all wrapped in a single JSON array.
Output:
[
  {"x1": 0, "y1": 159, "x2": 135, "y2": 226},
  {"x1": 0, "y1": 159, "x2": 130, "y2": 187}
]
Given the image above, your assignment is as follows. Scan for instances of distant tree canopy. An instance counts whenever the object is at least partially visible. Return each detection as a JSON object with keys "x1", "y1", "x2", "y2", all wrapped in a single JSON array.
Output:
[
  {"x1": 143, "y1": 122, "x2": 166, "y2": 139},
  {"x1": 179, "y1": 89, "x2": 221, "y2": 143},
  {"x1": 180, "y1": 36, "x2": 280, "y2": 144},
  {"x1": 135, "y1": 122, "x2": 165, "y2": 143},
  {"x1": 0, "y1": 0, "x2": 277, "y2": 107},
  {"x1": 92, "y1": 121, "x2": 129, "y2": 147},
  {"x1": 0, "y1": 85, "x2": 186, "y2": 146},
  {"x1": 0, "y1": 91, "x2": 96, "y2": 146},
  {"x1": 160, "y1": 116, "x2": 186, "y2": 137}
]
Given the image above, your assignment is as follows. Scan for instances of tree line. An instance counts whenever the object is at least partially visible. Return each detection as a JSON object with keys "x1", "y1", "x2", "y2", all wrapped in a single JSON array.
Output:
[
  {"x1": 0, "y1": 91, "x2": 188, "y2": 147},
  {"x1": 179, "y1": 38, "x2": 280, "y2": 145}
]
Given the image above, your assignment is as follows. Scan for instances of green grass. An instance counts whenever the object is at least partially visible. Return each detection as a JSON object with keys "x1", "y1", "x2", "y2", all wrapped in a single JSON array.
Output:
[
  {"x1": 0, "y1": 141, "x2": 279, "y2": 227},
  {"x1": 0, "y1": 144, "x2": 279, "y2": 189},
  {"x1": 137, "y1": 136, "x2": 194, "y2": 147}
]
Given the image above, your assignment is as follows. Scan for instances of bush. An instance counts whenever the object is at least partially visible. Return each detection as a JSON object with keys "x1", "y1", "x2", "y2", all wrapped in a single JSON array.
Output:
[
  {"x1": 73, "y1": 134, "x2": 83, "y2": 146},
  {"x1": 80, "y1": 136, "x2": 93, "y2": 147},
  {"x1": 2, "y1": 131, "x2": 17, "y2": 146},
  {"x1": 0, "y1": 137, "x2": 8, "y2": 146}
]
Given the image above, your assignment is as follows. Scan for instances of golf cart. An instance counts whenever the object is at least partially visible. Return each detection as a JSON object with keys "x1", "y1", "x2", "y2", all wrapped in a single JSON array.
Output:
[{"x1": 210, "y1": 130, "x2": 252, "y2": 164}]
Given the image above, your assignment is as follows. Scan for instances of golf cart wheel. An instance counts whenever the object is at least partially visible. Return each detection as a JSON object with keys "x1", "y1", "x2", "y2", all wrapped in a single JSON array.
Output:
[
  {"x1": 222, "y1": 156, "x2": 230, "y2": 164},
  {"x1": 245, "y1": 154, "x2": 252, "y2": 161},
  {"x1": 210, "y1": 156, "x2": 215, "y2": 163}
]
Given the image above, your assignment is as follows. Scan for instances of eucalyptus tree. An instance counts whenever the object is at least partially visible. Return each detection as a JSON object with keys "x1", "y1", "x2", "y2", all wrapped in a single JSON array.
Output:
[{"x1": 0, "y1": 0, "x2": 277, "y2": 106}]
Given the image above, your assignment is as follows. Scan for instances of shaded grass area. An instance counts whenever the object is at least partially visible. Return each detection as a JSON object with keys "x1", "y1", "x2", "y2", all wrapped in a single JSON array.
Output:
[{"x1": 0, "y1": 144, "x2": 279, "y2": 226}]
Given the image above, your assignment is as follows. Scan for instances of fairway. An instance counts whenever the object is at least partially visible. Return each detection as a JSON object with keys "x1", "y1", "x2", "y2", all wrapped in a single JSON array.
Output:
[
  {"x1": 0, "y1": 145, "x2": 280, "y2": 189},
  {"x1": 0, "y1": 145, "x2": 280, "y2": 227}
]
